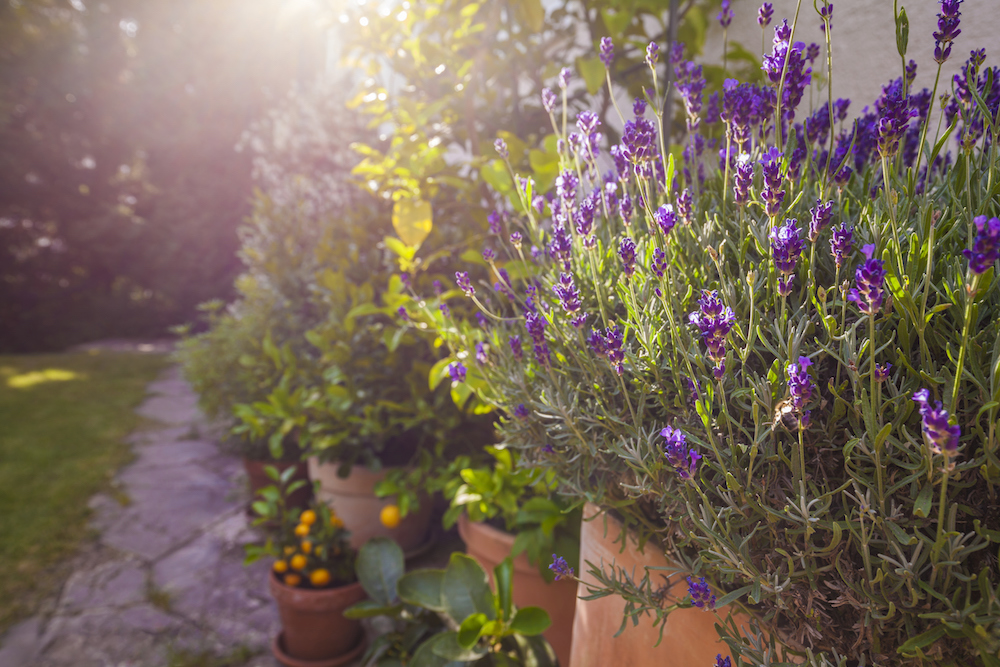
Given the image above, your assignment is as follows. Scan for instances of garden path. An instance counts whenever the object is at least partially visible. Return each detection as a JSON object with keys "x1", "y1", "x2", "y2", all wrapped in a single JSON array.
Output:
[{"x1": 0, "y1": 363, "x2": 281, "y2": 667}]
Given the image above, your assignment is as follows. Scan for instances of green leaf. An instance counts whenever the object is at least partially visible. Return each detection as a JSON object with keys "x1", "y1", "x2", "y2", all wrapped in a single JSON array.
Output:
[
  {"x1": 408, "y1": 633, "x2": 465, "y2": 667},
  {"x1": 494, "y1": 558, "x2": 514, "y2": 621},
  {"x1": 392, "y1": 198, "x2": 433, "y2": 248},
  {"x1": 398, "y1": 569, "x2": 446, "y2": 612},
  {"x1": 577, "y1": 56, "x2": 605, "y2": 95},
  {"x1": 895, "y1": 6, "x2": 909, "y2": 57},
  {"x1": 600, "y1": 7, "x2": 632, "y2": 36},
  {"x1": 343, "y1": 599, "x2": 404, "y2": 619},
  {"x1": 511, "y1": 0, "x2": 545, "y2": 33},
  {"x1": 442, "y1": 553, "x2": 496, "y2": 623},
  {"x1": 509, "y1": 606, "x2": 551, "y2": 636},
  {"x1": 481, "y1": 159, "x2": 514, "y2": 196},
  {"x1": 457, "y1": 613, "x2": 488, "y2": 648},
  {"x1": 897, "y1": 625, "x2": 947, "y2": 654},
  {"x1": 914, "y1": 483, "x2": 934, "y2": 518},
  {"x1": 430, "y1": 631, "x2": 488, "y2": 662},
  {"x1": 356, "y1": 537, "x2": 405, "y2": 606}
]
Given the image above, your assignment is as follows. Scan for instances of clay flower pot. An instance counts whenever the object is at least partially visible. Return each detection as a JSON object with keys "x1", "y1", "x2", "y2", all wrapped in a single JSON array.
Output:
[
  {"x1": 307, "y1": 457, "x2": 432, "y2": 554},
  {"x1": 569, "y1": 503, "x2": 745, "y2": 667},
  {"x1": 244, "y1": 459, "x2": 312, "y2": 511},
  {"x1": 458, "y1": 514, "x2": 577, "y2": 666},
  {"x1": 269, "y1": 572, "x2": 366, "y2": 667}
]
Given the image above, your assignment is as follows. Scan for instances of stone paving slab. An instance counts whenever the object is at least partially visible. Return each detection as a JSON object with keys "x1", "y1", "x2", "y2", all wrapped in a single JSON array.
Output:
[{"x1": 0, "y1": 364, "x2": 283, "y2": 667}]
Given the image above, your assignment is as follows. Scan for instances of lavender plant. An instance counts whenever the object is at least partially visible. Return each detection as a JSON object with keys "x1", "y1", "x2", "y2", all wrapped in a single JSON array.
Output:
[{"x1": 397, "y1": 1, "x2": 1000, "y2": 663}]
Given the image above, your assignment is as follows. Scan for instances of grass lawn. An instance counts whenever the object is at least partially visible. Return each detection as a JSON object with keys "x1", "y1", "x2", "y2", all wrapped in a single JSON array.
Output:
[{"x1": 0, "y1": 350, "x2": 168, "y2": 633}]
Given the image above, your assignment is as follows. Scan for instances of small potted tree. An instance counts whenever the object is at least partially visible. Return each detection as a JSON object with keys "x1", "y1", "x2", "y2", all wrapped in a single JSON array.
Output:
[{"x1": 247, "y1": 466, "x2": 365, "y2": 667}]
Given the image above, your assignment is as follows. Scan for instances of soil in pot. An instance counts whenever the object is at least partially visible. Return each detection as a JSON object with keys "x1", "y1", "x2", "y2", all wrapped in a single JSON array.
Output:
[
  {"x1": 269, "y1": 572, "x2": 366, "y2": 665},
  {"x1": 308, "y1": 457, "x2": 432, "y2": 554},
  {"x1": 458, "y1": 514, "x2": 577, "y2": 666},
  {"x1": 569, "y1": 503, "x2": 746, "y2": 667},
  {"x1": 245, "y1": 459, "x2": 312, "y2": 512}
]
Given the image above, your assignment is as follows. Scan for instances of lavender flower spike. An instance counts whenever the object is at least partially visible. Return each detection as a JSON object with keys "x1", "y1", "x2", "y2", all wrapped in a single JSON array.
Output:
[
  {"x1": 830, "y1": 222, "x2": 854, "y2": 269},
  {"x1": 549, "y1": 555, "x2": 575, "y2": 581},
  {"x1": 599, "y1": 37, "x2": 614, "y2": 68},
  {"x1": 913, "y1": 388, "x2": 961, "y2": 455},
  {"x1": 687, "y1": 577, "x2": 716, "y2": 610},
  {"x1": 808, "y1": 200, "x2": 834, "y2": 242},
  {"x1": 494, "y1": 138, "x2": 508, "y2": 159},
  {"x1": 448, "y1": 361, "x2": 467, "y2": 383},
  {"x1": 963, "y1": 215, "x2": 1000, "y2": 274},
  {"x1": 848, "y1": 244, "x2": 887, "y2": 316},
  {"x1": 661, "y1": 425, "x2": 701, "y2": 480},
  {"x1": 619, "y1": 237, "x2": 637, "y2": 278},
  {"x1": 716, "y1": 657, "x2": 733, "y2": 667},
  {"x1": 645, "y1": 42, "x2": 659, "y2": 67},
  {"x1": 933, "y1": 0, "x2": 963, "y2": 64},
  {"x1": 758, "y1": 2, "x2": 774, "y2": 28},
  {"x1": 786, "y1": 356, "x2": 814, "y2": 416},
  {"x1": 718, "y1": 0, "x2": 733, "y2": 28},
  {"x1": 553, "y1": 272, "x2": 582, "y2": 314},
  {"x1": 455, "y1": 271, "x2": 475, "y2": 297}
]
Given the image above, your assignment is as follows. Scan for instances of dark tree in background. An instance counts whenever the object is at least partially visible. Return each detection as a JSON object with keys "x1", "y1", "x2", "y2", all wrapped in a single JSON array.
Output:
[{"x1": 0, "y1": 0, "x2": 330, "y2": 351}]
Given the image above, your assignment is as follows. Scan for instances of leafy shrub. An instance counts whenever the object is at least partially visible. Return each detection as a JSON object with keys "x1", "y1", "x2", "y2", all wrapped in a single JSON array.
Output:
[{"x1": 406, "y1": 3, "x2": 1000, "y2": 665}]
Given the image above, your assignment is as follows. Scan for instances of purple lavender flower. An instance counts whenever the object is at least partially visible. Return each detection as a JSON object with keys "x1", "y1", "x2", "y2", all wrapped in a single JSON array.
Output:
[
  {"x1": 553, "y1": 273, "x2": 582, "y2": 314},
  {"x1": 651, "y1": 248, "x2": 668, "y2": 278},
  {"x1": 786, "y1": 356, "x2": 814, "y2": 415},
  {"x1": 633, "y1": 97, "x2": 647, "y2": 117},
  {"x1": 876, "y1": 78, "x2": 916, "y2": 157},
  {"x1": 619, "y1": 238, "x2": 637, "y2": 278},
  {"x1": 599, "y1": 36, "x2": 614, "y2": 68},
  {"x1": 830, "y1": 223, "x2": 854, "y2": 269},
  {"x1": 819, "y1": 3, "x2": 833, "y2": 31},
  {"x1": 963, "y1": 215, "x2": 1000, "y2": 274},
  {"x1": 439, "y1": 303, "x2": 451, "y2": 317},
  {"x1": 483, "y1": 247, "x2": 496, "y2": 262},
  {"x1": 687, "y1": 577, "x2": 716, "y2": 610},
  {"x1": 676, "y1": 188, "x2": 693, "y2": 224},
  {"x1": 604, "y1": 323, "x2": 625, "y2": 375},
  {"x1": 621, "y1": 116, "x2": 658, "y2": 163},
  {"x1": 448, "y1": 361, "x2": 467, "y2": 383},
  {"x1": 514, "y1": 404, "x2": 529, "y2": 419},
  {"x1": 646, "y1": 41, "x2": 659, "y2": 67},
  {"x1": 762, "y1": 22, "x2": 813, "y2": 121},
  {"x1": 549, "y1": 555, "x2": 574, "y2": 581},
  {"x1": 654, "y1": 205, "x2": 677, "y2": 237},
  {"x1": 476, "y1": 312, "x2": 488, "y2": 328},
  {"x1": 675, "y1": 61, "x2": 707, "y2": 129},
  {"x1": 670, "y1": 41, "x2": 684, "y2": 66},
  {"x1": 555, "y1": 169, "x2": 579, "y2": 202},
  {"x1": 525, "y1": 311, "x2": 551, "y2": 366},
  {"x1": 733, "y1": 154, "x2": 753, "y2": 205},
  {"x1": 758, "y1": 2, "x2": 774, "y2": 28},
  {"x1": 912, "y1": 388, "x2": 961, "y2": 455},
  {"x1": 716, "y1": 656, "x2": 732, "y2": 667},
  {"x1": 806, "y1": 42, "x2": 820, "y2": 63},
  {"x1": 571, "y1": 313, "x2": 587, "y2": 328},
  {"x1": 508, "y1": 335, "x2": 523, "y2": 361},
  {"x1": 661, "y1": 425, "x2": 701, "y2": 480},
  {"x1": 759, "y1": 147, "x2": 785, "y2": 216},
  {"x1": 510, "y1": 231, "x2": 522, "y2": 248},
  {"x1": 397, "y1": 306, "x2": 409, "y2": 320},
  {"x1": 808, "y1": 200, "x2": 834, "y2": 242},
  {"x1": 433, "y1": 280, "x2": 443, "y2": 296},
  {"x1": 875, "y1": 362, "x2": 892, "y2": 382},
  {"x1": 541, "y1": 88, "x2": 557, "y2": 114},
  {"x1": 770, "y1": 219, "x2": 802, "y2": 273},
  {"x1": 620, "y1": 194, "x2": 634, "y2": 227},
  {"x1": 848, "y1": 244, "x2": 887, "y2": 316},
  {"x1": 455, "y1": 271, "x2": 474, "y2": 297},
  {"x1": 558, "y1": 67, "x2": 572, "y2": 89},
  {"x1": 934, "y1": 0, "x2": 963, "y2": 64},
  {"x1": 548, "y1": 223, "x2": 573, "y2": 271},
  {"x1": 689, "y1": 290, "x2": 735, "y2": 379},
  {"x1": 586, "y1": 329, "x2": 606, "y2": 356},
  {"x1": 400, "y1": 272, "x2": 411, "y2": 288},
  {"x1": 717, "y1": 0, "x2": 733, "y2": 28},
  {"x1": 494, "y1": 138, "x2": 508, "y2": 159},
  {"x1": 475, "y1": 342, "x2": 487, "y2": 365},
  {"x1": 488, "y1": 211, "x2": 501, "y2": 235}
]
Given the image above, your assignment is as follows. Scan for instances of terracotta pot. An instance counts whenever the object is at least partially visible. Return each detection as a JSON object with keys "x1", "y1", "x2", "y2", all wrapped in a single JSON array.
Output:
[
  {"x1": 569, "y1": 503, "x2": 747, "y2": 667},
  {"x1": 459, "y1": 515, "x2": 577, "y2": 666},
  {"x1": 244, "y1": 459, "x2": 313, "y2": 511},
  {"x1": 269, "y1": 572, "x2": 366, "y2": 666},
  {"x1": 307, "y1": 457, "x2": 432, "y2": 554}
]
